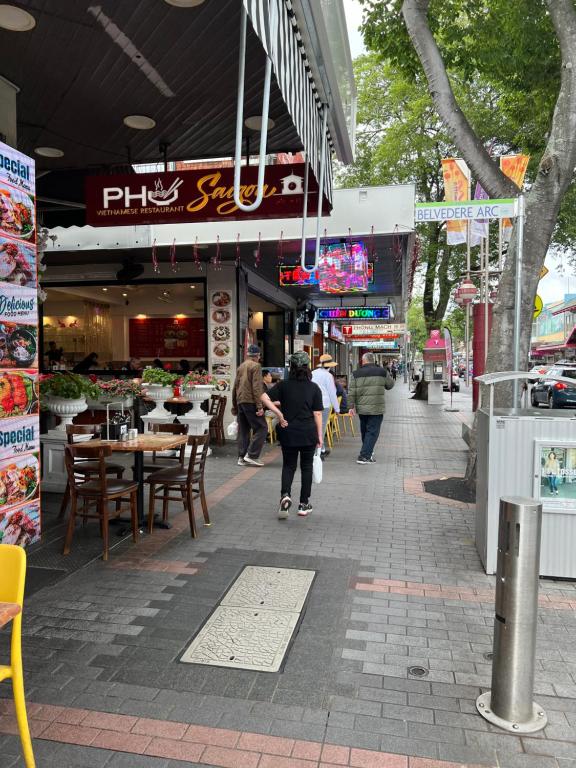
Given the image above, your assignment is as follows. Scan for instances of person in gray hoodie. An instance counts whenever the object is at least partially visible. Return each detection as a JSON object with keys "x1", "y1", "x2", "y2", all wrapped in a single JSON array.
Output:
[{"x1": 348, "y1": 353, "x2": 394, "y2": 464}]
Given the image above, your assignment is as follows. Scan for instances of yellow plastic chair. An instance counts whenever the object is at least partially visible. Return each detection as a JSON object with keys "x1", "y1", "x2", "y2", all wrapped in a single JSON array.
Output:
[
  {"x1": 265, "y1": 414, "x2": 277, "y2": 444},
  {"x1": 0, "y1": 544, "x2": 35, "y2": 767},
  {"x1": 328, "y1": 407, "x2": 341, "y2": 443},
  {"x1": 339, "y1": 410, "x2": 356, "y2": 437}
]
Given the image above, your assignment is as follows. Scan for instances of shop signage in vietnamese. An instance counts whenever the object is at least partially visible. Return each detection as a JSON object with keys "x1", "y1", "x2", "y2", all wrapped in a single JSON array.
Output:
[
  {"x1": 342, "y1": 323, "x2": 406, "y2": 338},
  {"x1": 279, "y1": 263, "x2": 374, "y2": 288},
  {"x1": 415, "y1": 198, "x2": 517, "y2": 223},
  {"x1": 85, "y1": 163, "x2": 329, "y2": 227},
  {"x1": 317, "y1": 305, "x2": 390, "y2": 321}
]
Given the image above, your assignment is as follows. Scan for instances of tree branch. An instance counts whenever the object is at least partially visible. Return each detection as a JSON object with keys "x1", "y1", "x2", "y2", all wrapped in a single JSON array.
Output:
[{"x1": 402, "y1": 0, "x2": 518, "y2": 198}]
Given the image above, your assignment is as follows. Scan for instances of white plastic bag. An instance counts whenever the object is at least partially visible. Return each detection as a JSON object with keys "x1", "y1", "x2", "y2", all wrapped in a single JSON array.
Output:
[
  {"x1": 226, "y1": 419, "x2": 238, "y2": 439},
  {"x1": 312, "y1": 447, "x2": 323, "y2": 484}
]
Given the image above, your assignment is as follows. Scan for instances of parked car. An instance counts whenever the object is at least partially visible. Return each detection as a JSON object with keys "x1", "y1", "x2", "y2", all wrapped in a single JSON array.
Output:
[
  {"x1": 531, "y1": 365, "x2": 576, "y2": 408},
  {"x1": 528, "y1": 364, "x2": 552, "y2": 383},
  {"x1": 443, "y1": 374, "x2": 460, "y2": 392}
]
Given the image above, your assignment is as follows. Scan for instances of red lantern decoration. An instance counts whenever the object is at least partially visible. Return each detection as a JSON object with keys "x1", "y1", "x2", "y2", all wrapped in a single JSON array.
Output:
[
  {"x1": 458, "y1": 279, "x2": 478, "y2": 305},
  {"x1": 454, "y1": 286, "x2": 465, "y2": 306}
]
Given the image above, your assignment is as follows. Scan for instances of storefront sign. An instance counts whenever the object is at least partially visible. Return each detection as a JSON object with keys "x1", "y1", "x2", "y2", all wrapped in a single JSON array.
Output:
[
  {"x1": 342, "y1": 323, "x2": 406, "y2": 337},
  {"x1": 0, "y1": 141, "x2": 39, "y2": 549},
  {"x1": 317, "y1": 305, "x2": 389, "y2": 321},
  {"x1": 86, "y1": 163, "x2": 329, "y2": 226},
  {"x1": 279, "y1": 263, "x2": 374, "y2": 288},
  {"x1": 351, "y1": 340, "x2": 399, "y2": 349},
  {"x1": 129, "y1": 317, "x2": 205, "y2": 359},
  {"x1": 329, "y1": 323, "x2": 344, "y2": 342},
  {"x1": 415, "y1": 199, "x2": 517, "y2": 222}
]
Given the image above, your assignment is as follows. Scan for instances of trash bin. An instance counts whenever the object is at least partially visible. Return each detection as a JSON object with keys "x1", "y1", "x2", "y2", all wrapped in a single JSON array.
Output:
[{"x1": 475, "y1": 371, "x2": 576, "y2": 577}]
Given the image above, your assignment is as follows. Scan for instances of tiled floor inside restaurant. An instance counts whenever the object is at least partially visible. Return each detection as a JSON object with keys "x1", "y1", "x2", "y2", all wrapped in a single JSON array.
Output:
[{"x1": 1, "y1": 383, "x2": 576, "y2": 767}]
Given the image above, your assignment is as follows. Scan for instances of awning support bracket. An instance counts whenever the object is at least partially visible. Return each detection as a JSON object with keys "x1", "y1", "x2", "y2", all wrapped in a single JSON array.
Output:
[
  {"x1": 300, "y1": 105, "x2": 328, "y2": 273},
  {"x1": 234, "y1": 2, "x2": 278, "y2": 213}
]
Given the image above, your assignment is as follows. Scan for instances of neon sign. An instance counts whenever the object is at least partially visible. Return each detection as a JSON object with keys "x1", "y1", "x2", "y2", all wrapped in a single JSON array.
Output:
[
  {"x1": 317, "y1": 306, "x2": 391, "y2": 320},
  {"x1": 279, "y1": 263, "x2": 374, "y2": 287}
]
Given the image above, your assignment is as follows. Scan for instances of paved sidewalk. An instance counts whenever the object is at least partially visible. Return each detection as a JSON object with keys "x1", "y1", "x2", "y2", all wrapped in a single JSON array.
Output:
[{"x1": 1, "y1": 382, "x2": 575, "y2": 768}]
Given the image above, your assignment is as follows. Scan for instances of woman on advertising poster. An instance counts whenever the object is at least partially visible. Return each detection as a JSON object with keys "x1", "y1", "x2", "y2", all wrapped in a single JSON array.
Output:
[{"x1": 544, "y1": 450, "x2": 561, "y2": 495}]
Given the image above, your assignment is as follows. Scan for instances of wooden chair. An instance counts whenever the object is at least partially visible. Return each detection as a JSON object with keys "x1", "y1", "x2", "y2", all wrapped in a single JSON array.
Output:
[
  {"x1": 0, "y1": 545, "x2": 35, "y2": 767},
  {"x1": 63, "y1": 444, "x2": 139, "y2": 561},
  {"x1": 209, "y1": 395, "x2": 227, "y2": 446},
  {"x1": 142, "y1": 423, "x2": 189, "y2": 473},
  {"x1": 58, "y1": 424, "x2": 126, "y2": 519},
  {"x1": 145, "y1": 433, "x2": 210, "y2": 537}
]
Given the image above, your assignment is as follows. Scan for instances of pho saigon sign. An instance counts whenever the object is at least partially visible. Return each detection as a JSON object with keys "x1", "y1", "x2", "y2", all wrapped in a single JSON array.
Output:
[
  {"x1": 85, "y1": 163, "x2": 330, "y2": 226},
  {"x1": 415, "y1": 198, "x2": 518, "y2": 223}
]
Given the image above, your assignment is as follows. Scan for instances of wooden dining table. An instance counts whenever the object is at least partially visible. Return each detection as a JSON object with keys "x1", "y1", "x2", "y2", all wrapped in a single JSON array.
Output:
[
  {"x1": 0, "y1": 602, "x2": 20, "y2": 628},
  {"x1": 87, "y1": 433, "x2": 189, "y2": 528}
]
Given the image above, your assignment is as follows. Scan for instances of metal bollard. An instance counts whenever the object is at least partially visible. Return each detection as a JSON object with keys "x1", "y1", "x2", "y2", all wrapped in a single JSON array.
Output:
[{"x1": 476, "y1": 496, "x2": 547, "y2": 733}]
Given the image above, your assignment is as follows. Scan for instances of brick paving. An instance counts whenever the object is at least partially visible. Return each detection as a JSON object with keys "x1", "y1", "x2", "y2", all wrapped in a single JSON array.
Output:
[{"x1": 0, "y1": 383, "x2": 575, "y2": 768}]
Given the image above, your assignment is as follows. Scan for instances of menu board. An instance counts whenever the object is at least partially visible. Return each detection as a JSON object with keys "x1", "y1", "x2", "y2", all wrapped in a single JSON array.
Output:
[
  {"x1": 129, "y1": 317, "x2": 205, "y2": 359},
  {"x1": 209, "y1": 290, "x2": 234, "y2": 391},
  {"x1": 0, "y1": 141, "x2": 40, "y2": 547}
]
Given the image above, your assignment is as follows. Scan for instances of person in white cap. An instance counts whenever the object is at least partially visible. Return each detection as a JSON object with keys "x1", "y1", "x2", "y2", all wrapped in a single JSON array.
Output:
[{"x1": 311, "y1": 353, "x2": 340, "y2": 457}]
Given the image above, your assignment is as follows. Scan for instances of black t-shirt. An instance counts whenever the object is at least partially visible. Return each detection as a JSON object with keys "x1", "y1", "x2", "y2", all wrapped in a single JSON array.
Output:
[{"x1": 267, "y1": 379, "x2": 323, "y2": 447}]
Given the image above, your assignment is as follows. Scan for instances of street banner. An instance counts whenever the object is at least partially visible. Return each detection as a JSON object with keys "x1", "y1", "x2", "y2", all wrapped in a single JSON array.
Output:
[
  {"x1": 470, "y1": 182, "x2": 489, "y2": 245},
  {"x1": 415, "y1": 199, "x2": 517, "y2": 222},
  {"x1": 500, "y1": 154, "x2": 529, "y2": 240},
  {"x1": 441, "y1": 158, "x2": 470, "y2": 245}
]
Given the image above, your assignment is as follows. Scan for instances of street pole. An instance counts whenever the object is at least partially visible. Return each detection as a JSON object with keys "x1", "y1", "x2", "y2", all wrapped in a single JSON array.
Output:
[
  {"x1": 465, "y1": 218, "x2": 471, "y2": 388},
  {"x1": 512, "y1": 195, "x2": 525, "y2": 407},
  {"x1": 485, "y1": 229, "x2": 490, "y2": 364}
]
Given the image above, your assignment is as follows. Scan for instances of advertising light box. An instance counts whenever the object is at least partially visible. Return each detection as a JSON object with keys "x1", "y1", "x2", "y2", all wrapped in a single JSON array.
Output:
[{"x1": 317, "y1": 306, "x2": 391, "y2": 321}]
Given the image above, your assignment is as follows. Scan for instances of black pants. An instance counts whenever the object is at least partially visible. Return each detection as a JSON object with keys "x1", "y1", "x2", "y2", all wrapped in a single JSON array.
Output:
[
  {"x1": 281, "y1": 445, "x2": 315, "y2": 503},
  {"x1": 359, "y1": 414, "x2": 383, "y2": 460},
  {"x1": 237, "y1": 403, "x2": 268, "y2": 459}
]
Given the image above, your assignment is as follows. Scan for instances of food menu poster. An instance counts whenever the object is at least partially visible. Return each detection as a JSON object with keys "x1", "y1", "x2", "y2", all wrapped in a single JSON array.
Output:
[
  {"x1": 129, "y1": 317, "x2": 205, "y2": 359},
  {"x1": 0, "y1": 141, "x2": 39, "y2": 547},
  {"x1": 209, "y1": 290, "x2": 234, "y2": 391}
]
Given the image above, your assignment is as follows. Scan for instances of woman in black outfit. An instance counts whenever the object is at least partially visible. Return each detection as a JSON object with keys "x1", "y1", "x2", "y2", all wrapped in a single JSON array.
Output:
[{"x1": 261, "y1": 351, "x2": 323, "y2": 519}]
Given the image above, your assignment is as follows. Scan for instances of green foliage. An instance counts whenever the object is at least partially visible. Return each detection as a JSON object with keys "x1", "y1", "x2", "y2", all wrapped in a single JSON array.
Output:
[
  {"x1": 141, "y1": 367, "x2": 177, "y2": 386},
  {"x1": 443, "y1": 306, "x2": 465, "y2": 346},
  {"x1": 40, "y1": 372, "x2": 100, "y2": 400},
  {"x1": 406, "y1": 296, "x2": 428, "y2": 353}
]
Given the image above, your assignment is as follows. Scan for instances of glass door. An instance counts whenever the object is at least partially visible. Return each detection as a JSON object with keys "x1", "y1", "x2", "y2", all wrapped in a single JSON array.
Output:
[{"x1": 263, "y1": 311, "x2": 285, "y2": 367}]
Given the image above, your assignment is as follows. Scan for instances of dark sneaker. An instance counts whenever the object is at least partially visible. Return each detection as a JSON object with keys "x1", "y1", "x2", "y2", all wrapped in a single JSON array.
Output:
[
  {"x1": 357, "y1": 457, "x2": 369, "y2": 464},
  {"x1": 278, "y1": 494, "x2": 291, "y2": 520},
  {"x1": 368, "y1": 456, "x2": 376, "y2": 463},
  {"x1": 297, "y1": 502, "x2": 313, "y2": 517}
]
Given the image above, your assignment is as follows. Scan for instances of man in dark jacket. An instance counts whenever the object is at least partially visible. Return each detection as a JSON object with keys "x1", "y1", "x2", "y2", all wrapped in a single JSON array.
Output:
[
  {"x1": 348, "y1": 353, "x2": 394, "y2": 464},
  {"x1": 231, "y1": 345, "x2": 267, "y2": 467}
]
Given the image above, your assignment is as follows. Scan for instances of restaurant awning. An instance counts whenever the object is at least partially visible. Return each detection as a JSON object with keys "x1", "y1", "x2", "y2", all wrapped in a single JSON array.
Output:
[{"x1": 0, "y1": 0, "x2": 353, "y2": 225}]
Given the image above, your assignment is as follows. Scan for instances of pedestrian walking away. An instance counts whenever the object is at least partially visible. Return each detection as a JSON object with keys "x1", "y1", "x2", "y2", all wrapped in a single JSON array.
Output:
[
  {"x1": 231, "y1": 344, "x2": 268, "y2": 467},
  {"x1": 348, "y1": 352, "x2": 395, "y2": 464},
  {"x1": 261, "y1": 351, "x2": 324, "y2": 519},
  {"x1": 311, "y1": 353, "x2": 340, "y2": 458}
]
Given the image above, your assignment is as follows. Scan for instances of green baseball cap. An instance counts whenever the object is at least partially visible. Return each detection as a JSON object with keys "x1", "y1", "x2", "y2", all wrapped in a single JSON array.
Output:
[{"x1": 290, "y1": 351, "x2": 310, "y2": 367}]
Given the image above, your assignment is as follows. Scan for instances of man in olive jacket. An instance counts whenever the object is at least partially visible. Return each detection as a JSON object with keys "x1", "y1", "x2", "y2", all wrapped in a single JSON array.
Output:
[
  {"x1": 348, "y1": 352, "x2": 395, "y2": 464},
  {"x1": 231, "y1": 344, "x2": 267, "y2": 467}
]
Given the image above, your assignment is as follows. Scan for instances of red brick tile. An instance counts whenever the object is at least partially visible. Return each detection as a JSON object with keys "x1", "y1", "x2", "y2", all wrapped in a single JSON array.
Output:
[
  {"x1": 183, "y1": 724, "x2": 240, "y2": 747},
  {"x1": 238, "y1": 732, "x2": 294, "y2": 755},
  {"x1": 41, "y1": 721, "x2": 101, "y2": 746},
  {"x1": 0, "y1": 715, "x2": 19, "y2": 734},
  {"x1": 27, "y1": 703, "x2": 63, "y2": 721},
  {"x1": 409, "y1": 759, "x2": 466, "y2": 768},
  {"x1": 54, "y1": 707, "x2": 92, "y2": 725},
  {"x1": 292, "y1": 740, "x2": 323, "y2": 761},
  {"x1": 145, "y1": 737, "x2": 205, "y2": 762},
  {"x1": 0, "y1": 701, "x2": 14, "y2": 715},
  {"x1": 321, "y1": 764, "x2": 349, "y2": 768},
  {"x1": 350, "y1": 748, "x2": 408, "y2": 768},
  {"x1": 132, "y1": 717, "x2": 188, "y2": 740},
  {"x1": 202, "y1": 745, "x2": 260, "y2": 768},
  {"x1": 81, "y1": 711, "x2": 138, "y2": 731},
  {"x1": 321, "y1": 744, "x2": 350, "y2": 764},
  {"x1": 92, "y1": 729, "x2": 152, "y2": 753},
  {"x1": 258, "y1": 756, "x2": 317, "y2": 768}
]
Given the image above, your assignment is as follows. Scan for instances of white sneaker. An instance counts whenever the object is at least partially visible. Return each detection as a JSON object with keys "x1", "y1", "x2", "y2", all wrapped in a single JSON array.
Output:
[
  {"x1": 278, "y1": 494, "x2": 291, "y2": 520},
  {"x1": 237, "y1": 457, "x2": 246, "y2": 466},
  {"x1": 244, "y1": 455, "x2": 264, "y2": 467}
]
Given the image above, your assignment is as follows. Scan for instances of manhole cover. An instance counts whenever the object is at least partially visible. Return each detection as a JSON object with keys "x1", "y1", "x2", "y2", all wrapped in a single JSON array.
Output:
[
  {"x1": 408, "y1": 666, "x2": 429, "y2": 678},
  {"x1": 181, "y1": 566, "x2": 315, "y2": 672}
]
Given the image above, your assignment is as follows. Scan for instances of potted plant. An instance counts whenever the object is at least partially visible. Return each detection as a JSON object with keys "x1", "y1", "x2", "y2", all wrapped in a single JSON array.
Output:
[
  {"x1": 140, "y1": 367, "x2": 178, "y2": 418},
  {"x1": 88, "y1": 378, "x2": 141, "y2": 408},
  {"x1": 40, "y1": 372, "x2": 100, "y2": 431},
  {"x1": 182, "y1": 370, "x2": 218, "y2": 418}
]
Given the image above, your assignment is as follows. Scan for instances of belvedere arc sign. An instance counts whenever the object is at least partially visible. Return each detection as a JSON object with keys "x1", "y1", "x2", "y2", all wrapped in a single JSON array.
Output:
[{"x1": 415, "y1": 198, "x2": 517, "y2": 223}]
